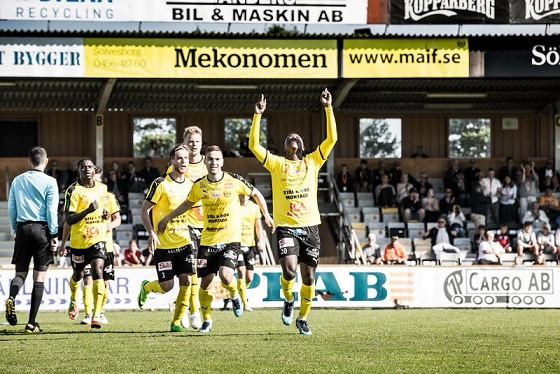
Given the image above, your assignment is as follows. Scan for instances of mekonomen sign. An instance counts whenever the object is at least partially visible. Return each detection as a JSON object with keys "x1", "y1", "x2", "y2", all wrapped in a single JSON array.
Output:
[{"x1": 0, "y1": 0, "x2": 368, "y2": 24}]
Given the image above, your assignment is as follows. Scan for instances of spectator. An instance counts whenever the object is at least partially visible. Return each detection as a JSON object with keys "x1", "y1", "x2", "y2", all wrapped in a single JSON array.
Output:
[
  {"x1": 389, "y1": 161, "x2": 403, "y2": 188},
  {"x1": 422, "y1": 187, "x2": 440, "y2": 222},
  {"x1": 448, "y1": 205, "x2": 467, "y2": 238},
  {"x1": 354, "y1": 159, "x2": 372, "y2": 193},
  {"x1": 464, "y1": 159, "x2": 481, "y2": 193},
  {"x1": 439, "y1": 188, "x2": 456, "y2": 215},
  {"x1": 125, "y1": 161, "x2": 147, "y2": 193},
  {"x1": 123, "y1": 239, "x2": 143, "y2": 266},
  {"x1": 444, "y1": 159, "x2": 462, "y2": 189},
  {"x1": 375, "y1": 174, "x2": 396, "y2": 208},
  {"x1": 362, "y1": 233, "x2": 382, "y2": 265},
  {"x1": 516, "y1": 221, "x2": 539, "y2": 262},
  {"x1": 401, "y1": 188, "x2": 425, "y2": 223},
  {"x1": 495, "y1": 223, "x2": 513, "y2": 253},
  {"x1": 411, "y1": 145, "x2": 428, "y2": 158},
  {"x1": 451, "y1": 172, "x2": 468, "y2": 207},
  {"x1": 521, "y1": 201, "x2": 549, "y2": 230},
  {"x1": 396, "y1": 173, "x2": 414, "y2": 204},
  {"x1": 518, "y1": 162, "x2": 539, "y2": 222},
  {"x1": 423, "y1": 216, "x2": 461, "y2": 259},
  {"x1": 478, "y1": 230, "x2": 505, "y2": 265},
  {"x1": 416, "y1": 172, "x2": 433, "y2": 198},
  {"x1": 538, "y1": 159, "x2": 558, "y2": 192},
  {"x1": 106, "y1": 170, "x2": 127, "y2": 205},
  {"x1": 499, "y1": 157, "x2": 518, "y2": 184},
  {"x1": 138, "y1": 157, "x2": 161, "y2": 186},
  {"x1": 473, "y1": 225, "x2": 487, "y2": 250},
  {"x1": 481, "y1": 168, "x2": 502, "y2": 224},
  {"x1": 336, "y1": 164, "x2": 354, "y2": 193},
  {"x1": 109, "y1": 160, "x2": 123, "y2": 180},
  {"x1": 499, "y1": 175, "x2": 518, "y2": 225},
  {"x1": 372, "y1": 161, "x2": 388, "y2": 191},
  {"x1": 46, "y1": 159, "x2": 68, "y2": 192},
  {"x1": 469, "y1": 182, "x2": 492, "y2": 229},
  {"x1": 383, "y1": 235, "x2": 407, "y2": 264},
  {"x1": 537, "y1": 223, "x2": 557, "y2": 264},
  {"x1": 538, "y1": 186, "x2": 559, "y2": 223}
]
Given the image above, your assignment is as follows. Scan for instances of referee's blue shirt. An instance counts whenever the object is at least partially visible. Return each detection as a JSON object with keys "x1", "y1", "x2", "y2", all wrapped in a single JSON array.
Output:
[{"x1": 9, "y1": 169, "x2": 59, "y2": 237}]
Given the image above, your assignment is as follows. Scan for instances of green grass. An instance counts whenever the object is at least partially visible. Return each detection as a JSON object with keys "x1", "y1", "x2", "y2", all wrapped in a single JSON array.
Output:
[{"x1": 1, "y1": 308, "x2": 560, "y2": 373}]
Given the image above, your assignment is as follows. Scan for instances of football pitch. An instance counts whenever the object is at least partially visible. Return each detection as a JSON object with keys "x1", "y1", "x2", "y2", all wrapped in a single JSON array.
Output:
[{"x1": 1, "y1": 308, "x2": 560, "y2": 373}]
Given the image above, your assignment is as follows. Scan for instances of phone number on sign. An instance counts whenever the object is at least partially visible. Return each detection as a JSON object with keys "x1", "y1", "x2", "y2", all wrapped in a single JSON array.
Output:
[{"x1": 93, "y1": 59, "x2": 147, "y2": 68}]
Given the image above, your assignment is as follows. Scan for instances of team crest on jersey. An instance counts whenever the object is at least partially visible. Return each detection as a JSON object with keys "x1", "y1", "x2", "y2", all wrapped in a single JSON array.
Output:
[
  {"x1": 197, "y1": 259, "x2": 207, "y2": 268},
  {"x1": 224, "y1": 191, "x2": 231, "y2": 197},
  {"x1": 279, "y1": 237, "x2": 295, "y2": 249},
  {"x1": 158, "y1": 261, "x2": 173, "y2": 271}
]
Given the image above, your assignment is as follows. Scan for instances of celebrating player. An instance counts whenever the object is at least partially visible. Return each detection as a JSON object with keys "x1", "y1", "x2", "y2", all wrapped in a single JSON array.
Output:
[
  {"x1": 249, "y1": 89, "x2": 337, "y2": 335},
  {"x1": 158, "y1": 145, "x2": 274, "y2": 333}
]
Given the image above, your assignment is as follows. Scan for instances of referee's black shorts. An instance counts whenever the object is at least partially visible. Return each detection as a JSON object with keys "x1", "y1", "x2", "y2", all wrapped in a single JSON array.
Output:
[{"x1": 12, "y1": 222, "x2": 52, "y2": 272}]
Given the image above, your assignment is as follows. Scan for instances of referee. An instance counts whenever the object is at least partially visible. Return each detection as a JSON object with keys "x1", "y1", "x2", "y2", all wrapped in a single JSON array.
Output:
[{"x1": 6, "y1": 146, "x2": 59, "y2": 333}]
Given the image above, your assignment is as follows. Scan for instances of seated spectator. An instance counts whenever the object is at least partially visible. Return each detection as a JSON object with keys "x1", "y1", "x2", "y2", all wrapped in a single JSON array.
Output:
[
  {"x1": 499, "y1": 175, "x2": 518, "y2": 225},
  {"x1": 537, "y1": 223, "x2": 557, "y2": 264},
  {"x1": 106, "y1": 170, "x2": 127, "y2": 205},
  {"x1": 416, "y1": 172, "x2": 433, "y2": 198},
  {"x1": 396, "y1": 173, "x2": 414, "y2": 203},
  {"x1": 375, "y1": 174, "x2": 396, "y2": 208},
  {"x1": 109, "y1": 160, "x2": 124, "y2": 180},
  {"x1": 469, "y1": 182, "x2": 492, "y2": 229},
  {"x1": 400, "y1": 188, "x2": 425, "y2": 223},
  {"x1": 354, "y1": 159, "x2": 372, "y2": 192},
  {"x1": 478, "y1": 230, "x2": 505, "y2": 265},
  {"x1": 411, "y1": 144, "x2": 428, "y2": 158},
  {"x1": 539, "y1": 159, "x2": 557, "y2": 192},
  {"x1": 423, "y1": 216, "x2": 460, "y2": 259},
  {"x1": 473, "y1": 225, "x2": 487, "y2": 250},
  {"x1": 516, "y1": 221, "x2": 539, "y2": 259},
  {"x1": 538, "y1": 187, "x2": 559, "y2": 223},
  {"x1": 448, "y1": 205, "x2": 467, "y2": 238},
  {"x1": 422, "y1": 187, "x2": 440, "y2": 222},
  {"x1": 444, "y1": 159, "x2": 462, "y2": 189},
  {"x1": 499, "y1": 157, "x2": 518, "y2": 184},
  {"x1": 439, "y1": 188, "x2": 456, "y2": 215},
  {"x1": 362, "y1": 233, "x2": 382, "y2": 265},
  {"x1": 123, "y1": 239, "x2": 143, "y2": 266},
  {"x1": 125, "y1": 161, "x2": 147, "y2": 193},
  {"x1": 495, "y1": 223, "x2": 513, "y2": 253},
  {"x1": 372, "y1": 160, "x2": 388, "y2": 191},
  {"x1": 521, "y1": 201, "x2": 549, "y2": 230},
  {"x1": 336, "y1": 164, "x2": 354, "y2": 193},
  {"x1": 389, "y1": 161, "x2": 403, "y2": 188},
  {"x1": 46, "y1": 159, "x2": 68, "y2": 192},
  {"x1": 383, "y1": 235, "x2": 407, "y2": 264},
  {"x1": 138, "y1": 157, "x2": 161, "y2": 186}
]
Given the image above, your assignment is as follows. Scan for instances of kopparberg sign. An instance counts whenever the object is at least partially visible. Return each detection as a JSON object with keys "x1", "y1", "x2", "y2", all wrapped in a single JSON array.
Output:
[{"x1": 0, "y1": 0, "x2": 368, "y2": 24}]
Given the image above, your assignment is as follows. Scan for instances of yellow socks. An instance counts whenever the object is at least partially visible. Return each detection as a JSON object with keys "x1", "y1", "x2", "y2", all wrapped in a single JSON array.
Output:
[
  {"x1": 83, "y1": 283, "x2": 93, "y2": 316},
  {"x1": 222, "y1": 280, "x2": 238, "y2": 299},
  {"x1": 69, "y1": 276, "x2": 80, "y2": 301},
  {"x1": 172, "y1": 285, "x2": 191, "y2": 325},
  {"x1": 237, "y1": 278, "x2": 248, "y2": 307},
  {"x1": 299, "y1": 283, "x2": 315, "y2": 320},
  {"x1": 92, "y1": 279, "x2": 105, "y2": 317},
  {"x1": 101, "y1": 285, "x2": 109, "y2": 313},
  {"x1": 199, "y1": 288, "x2": 213, "y2": 321},
  {"x1": 189, "y1": 273, "x2": 200, "y2": 313},
  {"x1": 144, "y1": 280, "x2": 165, "y2": 294},
  {"x1": 280, "y1": 274, "x2": 295, "y2": 302}
]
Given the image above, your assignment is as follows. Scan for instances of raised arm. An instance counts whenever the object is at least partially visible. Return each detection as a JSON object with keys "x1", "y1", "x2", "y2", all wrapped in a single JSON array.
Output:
[
  {"x1": 249, "y1": 94, "x2": 268, "y2": 163},
  {"x1": 318, "y1": 88, "x2": 338, "y2": 158},
  {"x1": 250, "y1": 188, "x2": 275, "y2": 233}
]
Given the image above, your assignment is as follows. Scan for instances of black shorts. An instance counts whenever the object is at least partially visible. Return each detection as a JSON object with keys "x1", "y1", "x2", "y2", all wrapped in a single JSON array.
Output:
[
  {"x1": 276, "y1": 226, "x2": 321, "y2": 268},
  {"x1": 197, "y1": 242, "x2": 240, "y2": 278},
  {"x1": 237, "y1": 246, "x2": 257, "y2": 271},
  {"x1": 154, "y1": 245, "x2": 195, "y2": 282},
  {"x1": 70, "y1": 242, "x2": 107, "y2": 273},
  {"x1": 12, "y1": 222, "x2": 52, "y2": 272},
  {"x1": 189, "y1": 226, "x2": 202, "y2": 258},
  {"x1": 84, "y1": 253, "x2": 115, "y2": 281}
]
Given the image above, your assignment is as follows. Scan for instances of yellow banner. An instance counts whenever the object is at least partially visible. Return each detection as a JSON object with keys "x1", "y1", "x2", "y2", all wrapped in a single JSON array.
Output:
[
  {"x1": 343, "y1": 39, "x2": 469, "y2": 78},
  {"x1": 84, "y1": 39, "x2": 338, "y2": 79}
]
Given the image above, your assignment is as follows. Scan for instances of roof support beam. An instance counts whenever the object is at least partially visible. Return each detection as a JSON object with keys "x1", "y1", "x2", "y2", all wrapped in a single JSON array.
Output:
[
  {"x1": 94, "y1": 78, "x2": 116, "y2": 170},
  {"x1": 333, "y1": 79, "x2": 359, "y2": 109},
  {"x1": 96, "y1": 78, "x2": 117, "y2": 114}
]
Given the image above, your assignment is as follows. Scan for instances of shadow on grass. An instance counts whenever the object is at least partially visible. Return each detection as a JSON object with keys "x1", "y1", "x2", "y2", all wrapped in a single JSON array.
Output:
[{"x1": 0, "y1": 330, "x2": 294, "y2": 339}]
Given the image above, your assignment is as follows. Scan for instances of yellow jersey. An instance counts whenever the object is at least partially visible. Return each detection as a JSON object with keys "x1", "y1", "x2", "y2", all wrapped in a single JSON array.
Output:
[
  {"x1": 188, "y1": 172, "x2": 254, "y2": 246},
  {"x1": 240, "y1": 200, "x2": 261, "y2": 247},
  {"x1": 65, "y1": 181, "x2": 109, "y2": 250},
  {"x1": 146, "y1": 174, "x2": 193, "y2": 249},
  {"x1": 105, "y1": 192, "x2": 120, "y2": 253},
  {"x1": 166, "y1": 155, "x2": 207, "y2": 228}
]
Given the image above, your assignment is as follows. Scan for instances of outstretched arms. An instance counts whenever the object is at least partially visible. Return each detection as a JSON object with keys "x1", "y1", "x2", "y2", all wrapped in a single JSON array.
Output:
[{"x1": 318, "y1": 88, "x2": 338, "y2": 158}]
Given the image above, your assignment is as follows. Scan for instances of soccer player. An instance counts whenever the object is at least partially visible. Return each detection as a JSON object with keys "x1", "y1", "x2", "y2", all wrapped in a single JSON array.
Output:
[
  {"x1": 249, "y1": 89, "x2": 337, "y2": 335},
  {"x1": 137, "y1": 144, "x2": 196, "y2": 332},
  {"x1": 64, "y1": 159, "x2": 110, "y2": 329},
  {"x1": 237, "y1": 194, "x2": 266, "y2": 311},
  {"x1": 6, "y1": 147, "x2": 59, "y2": 333},
  {"x1": 158, "y1": 145, "x2": 274, "y2": 333}
]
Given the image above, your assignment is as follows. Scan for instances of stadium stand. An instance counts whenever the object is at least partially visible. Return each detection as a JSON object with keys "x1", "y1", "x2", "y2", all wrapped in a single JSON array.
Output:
[{"x1": 440, "y1": 252, "x2": 461, "y2": 266}]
